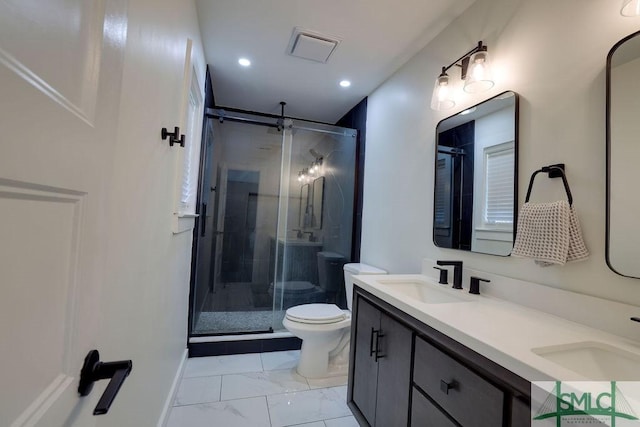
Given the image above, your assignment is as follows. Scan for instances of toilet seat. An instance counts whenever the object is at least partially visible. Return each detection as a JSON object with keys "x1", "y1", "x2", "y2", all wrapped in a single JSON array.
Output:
[
  {"x1": 281, "y1": 281, "x2": 316, "y2": 293},
  {"x1": 285, "y1": 303, "x2": 347, "y2": 324}
]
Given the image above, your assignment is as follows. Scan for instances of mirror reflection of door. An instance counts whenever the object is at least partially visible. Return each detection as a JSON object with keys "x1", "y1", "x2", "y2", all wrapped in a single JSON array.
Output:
[
  {"x1": 211, "y1": 164, "x2": 228, "y2": 292},
  {"x1": 299, "y1": 184, "x2": 309, "y2": 228},
  {"x1": 312, "y1": 176, "x2": 324, "y2": 229},
  {"x1": 220, "y1": 169, "x2": 259, "y2": 284},
  {"x1": 434, "y1": 150, "x2": 454, "y2": 248}
]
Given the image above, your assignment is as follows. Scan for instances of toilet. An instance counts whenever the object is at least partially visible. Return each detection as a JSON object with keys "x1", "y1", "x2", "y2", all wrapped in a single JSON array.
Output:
[{"x1": 282, "y1": 262, "x2": 387, "y2": 378}]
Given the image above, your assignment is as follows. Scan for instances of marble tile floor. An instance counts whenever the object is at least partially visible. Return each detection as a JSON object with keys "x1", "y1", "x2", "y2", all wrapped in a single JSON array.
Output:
[{"x1": 167, "y1": 350, "x2": 358, "y2": 427}]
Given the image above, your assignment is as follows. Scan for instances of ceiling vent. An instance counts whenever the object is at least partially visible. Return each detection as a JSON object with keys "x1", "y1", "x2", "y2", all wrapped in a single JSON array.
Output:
[{"x1": 287, "y1": 27, "x2": 341, "y2": 63}]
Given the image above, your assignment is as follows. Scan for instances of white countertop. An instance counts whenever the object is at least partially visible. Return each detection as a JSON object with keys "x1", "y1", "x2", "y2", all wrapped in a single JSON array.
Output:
[
  {"x1": 352, "y1": 273, "x2": 640, "y2": 382},
  {"x1": 276, "y1": 237, "x2": 323, "y2": 246}
]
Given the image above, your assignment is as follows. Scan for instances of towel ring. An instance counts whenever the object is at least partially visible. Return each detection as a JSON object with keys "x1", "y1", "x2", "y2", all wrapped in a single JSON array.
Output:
[{"x1": 525, "y1": 165, "x2": 573, "y2": 206}]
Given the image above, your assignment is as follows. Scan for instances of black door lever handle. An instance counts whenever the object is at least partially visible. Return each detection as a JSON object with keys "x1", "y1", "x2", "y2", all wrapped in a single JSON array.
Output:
[{"x1": 78, "y1": 349, "x2": 133, "y2": 415}]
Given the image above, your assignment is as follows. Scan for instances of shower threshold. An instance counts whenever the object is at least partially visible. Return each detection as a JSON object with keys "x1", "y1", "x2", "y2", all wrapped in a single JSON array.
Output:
[{"x1": 188, "y1": 331, "x2": 300, "y2": 357}]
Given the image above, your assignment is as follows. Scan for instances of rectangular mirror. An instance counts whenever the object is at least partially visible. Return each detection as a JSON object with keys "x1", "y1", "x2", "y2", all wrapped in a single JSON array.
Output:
[
  {"x1": 433, "y1": 91, "x2": 519, "y2": 256},
  {"x1": 607, "y1": 30, "x2": 640, "y2": 278},
  {"x1": 312, "y1": 176, "x2": 324, "y2": 229}
]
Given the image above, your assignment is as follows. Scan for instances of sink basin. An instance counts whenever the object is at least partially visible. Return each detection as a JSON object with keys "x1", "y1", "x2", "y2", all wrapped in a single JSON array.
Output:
[
  {"x1": 532, "y1": 341, "x2": 640, "y2": 380},
  {"x1": 375, "y1": 279, "x2": 474, "y2": 304}
]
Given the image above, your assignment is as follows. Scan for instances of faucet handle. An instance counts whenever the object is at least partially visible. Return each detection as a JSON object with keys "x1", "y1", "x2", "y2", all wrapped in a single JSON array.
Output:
[
  {"x1": 630, "y1": 317, "x2": 640, "y2": 323},
  {"x1": 433, "y1": 267, "x2": 448, "y2": 285},
  {"x1": 469, "y1": 276, "x2": 490, "y2": 295}
]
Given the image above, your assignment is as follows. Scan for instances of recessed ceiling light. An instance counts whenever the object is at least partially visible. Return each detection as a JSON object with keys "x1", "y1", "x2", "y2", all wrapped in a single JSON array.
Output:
[
  {"x1": 238, "y1": 58, "x2": 251, "y2": 67},
  {"x1": 339, "y1": 80, "x2": 351, "y2": 88}
]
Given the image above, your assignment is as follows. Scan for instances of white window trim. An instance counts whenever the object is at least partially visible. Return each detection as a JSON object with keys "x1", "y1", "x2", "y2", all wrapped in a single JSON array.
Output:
[{"x1": 172, "y1": 39, "x2": 204, "y2": 234}]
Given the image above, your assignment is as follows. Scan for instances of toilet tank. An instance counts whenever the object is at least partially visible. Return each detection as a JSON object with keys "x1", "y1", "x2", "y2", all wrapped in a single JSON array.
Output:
[
  {"x1": 316, "y1": 251, "x2": 346, "y2": 293},
  {"x1": 343, "y1": 263, "x2": 387, "y2": 311}
]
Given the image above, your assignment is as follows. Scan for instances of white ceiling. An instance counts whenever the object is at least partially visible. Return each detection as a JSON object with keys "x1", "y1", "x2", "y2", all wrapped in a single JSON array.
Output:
[{"x1": 196, "y1": 0, "x2": 475, "y2": 124}]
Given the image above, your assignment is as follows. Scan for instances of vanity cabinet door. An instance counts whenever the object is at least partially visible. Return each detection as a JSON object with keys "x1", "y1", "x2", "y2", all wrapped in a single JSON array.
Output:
[
  {"x1": 376, "y1": 312, "x2": 412, "y2": 427},
  {"x1": 351, "y1": 295, "x2": 413, "y2": 427},
  {"x1": 352, "y1": 297, "x2": 381, "y2": 426}
]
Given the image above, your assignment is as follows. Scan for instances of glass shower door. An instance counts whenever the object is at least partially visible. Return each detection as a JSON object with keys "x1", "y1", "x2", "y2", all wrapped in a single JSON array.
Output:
[
  {"x1": 189, "y1": 111, "x2": 358, "y2": 337},
  {"x1": 270, "y1": 120, "x2": 358, "y2": 331},
  {"x1": 191, "y1": 117, "x2": 285, "y2": 335}
]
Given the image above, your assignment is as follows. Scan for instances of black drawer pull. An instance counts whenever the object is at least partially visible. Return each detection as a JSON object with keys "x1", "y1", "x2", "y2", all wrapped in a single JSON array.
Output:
[{"x1": 440, "y1": 379, "x2": 455, "y2": 395}]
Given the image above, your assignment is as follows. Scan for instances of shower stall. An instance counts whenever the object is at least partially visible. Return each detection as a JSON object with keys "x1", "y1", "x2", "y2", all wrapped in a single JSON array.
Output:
[{"x1": 189, "y1": 109, "x2": 358, "y2": 337}]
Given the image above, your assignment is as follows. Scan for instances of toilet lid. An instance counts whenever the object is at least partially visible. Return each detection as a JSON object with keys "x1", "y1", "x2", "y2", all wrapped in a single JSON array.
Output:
[
  {"x1": 285, "y1": 304, "x2": 347, "y2": 324},
  {"x1": 270, "y1": 281, "x2": 317, "y2": 294}
]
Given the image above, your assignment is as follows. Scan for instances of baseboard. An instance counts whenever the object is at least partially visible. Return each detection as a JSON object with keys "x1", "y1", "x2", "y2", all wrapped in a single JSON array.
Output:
[{"x1": 156, "y1": 348, "x2": 188, "y2": 427}]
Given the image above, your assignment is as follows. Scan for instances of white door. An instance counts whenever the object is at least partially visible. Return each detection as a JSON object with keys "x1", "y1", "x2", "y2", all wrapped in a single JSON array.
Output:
[{"x1": 0, "y1": 0, "x2": 129, "y2": 425}]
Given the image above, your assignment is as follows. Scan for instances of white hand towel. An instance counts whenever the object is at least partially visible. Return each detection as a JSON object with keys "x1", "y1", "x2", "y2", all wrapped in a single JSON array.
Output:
[{"x1": 511, "y1": 200, "x2": 589, "y2": 266}]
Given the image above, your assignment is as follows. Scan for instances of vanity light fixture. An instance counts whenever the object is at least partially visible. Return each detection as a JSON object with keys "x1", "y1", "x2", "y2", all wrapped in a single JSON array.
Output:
[
  {"x1": 621, "y1": 0, "x2": 640, "y2": 16},
  {"x1": 430, "y1": 41, "x2": 495, "y2": 111},
  {"x1": 430, "y1": 70, "x2": 456, "y2": 111},
  {"x1": 297, "y1": 155, "x2": 323, "y2": 184}
]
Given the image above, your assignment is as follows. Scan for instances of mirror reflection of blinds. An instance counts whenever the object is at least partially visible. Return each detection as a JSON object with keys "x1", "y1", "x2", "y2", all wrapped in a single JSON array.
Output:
[
  {"x1": 484, "y1": 144, "x2": 514, "y2": 225},
  {"x1": 435, "y1": 154, "x2": 452, "y2": 229}
]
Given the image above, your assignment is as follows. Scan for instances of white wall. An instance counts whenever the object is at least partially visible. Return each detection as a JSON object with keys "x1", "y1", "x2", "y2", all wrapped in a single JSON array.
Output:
[
  {"x1": 99, "y1": 0, "x2": 206, "y2": 425},
  {"x1": 362, "y1": 0, "x2": 640, "y2": 306}
]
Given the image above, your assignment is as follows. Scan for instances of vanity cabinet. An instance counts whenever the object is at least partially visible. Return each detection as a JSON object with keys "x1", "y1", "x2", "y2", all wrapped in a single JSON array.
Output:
[
  {"x1": 348, "y1": 286, "x2": 531, "y2": 427},
  {"x1": 268, "y1": 237, "x2": 322, "y2": 283},
  {"x1": 350, "y1": 296, "x2": 413, "y2": 426}
]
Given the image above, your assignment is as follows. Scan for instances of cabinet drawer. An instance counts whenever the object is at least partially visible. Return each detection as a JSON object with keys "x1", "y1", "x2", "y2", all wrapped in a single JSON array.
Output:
[
  {"x1": 411, "y1": 387, "x2": 458, "y2": 427},
  {"x1": 413, "y1": 337, "x2": 504, "y2": 427}
]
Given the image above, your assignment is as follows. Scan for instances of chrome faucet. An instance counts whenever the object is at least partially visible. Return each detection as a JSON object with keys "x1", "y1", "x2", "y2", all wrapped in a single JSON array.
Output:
[{"x1": 436, "y1": 260, "x2": 463, "y2": 289}]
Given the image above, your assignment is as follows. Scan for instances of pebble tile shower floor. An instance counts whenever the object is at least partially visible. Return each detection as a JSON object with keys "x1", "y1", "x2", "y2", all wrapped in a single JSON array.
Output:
[{"x1": 166, "y1": 350, "x2": 358, "y2": 427}]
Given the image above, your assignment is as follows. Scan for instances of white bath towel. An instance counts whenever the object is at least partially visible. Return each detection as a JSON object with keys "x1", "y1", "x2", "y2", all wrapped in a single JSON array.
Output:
[{"x1": 511, "y1": 200, "x2": 589, "y2": 266}]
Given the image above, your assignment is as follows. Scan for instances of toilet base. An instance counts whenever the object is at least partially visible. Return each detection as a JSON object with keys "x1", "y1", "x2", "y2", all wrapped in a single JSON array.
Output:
[{"x1": 297, "y1": 337, "x2": 349, "y2": 379}]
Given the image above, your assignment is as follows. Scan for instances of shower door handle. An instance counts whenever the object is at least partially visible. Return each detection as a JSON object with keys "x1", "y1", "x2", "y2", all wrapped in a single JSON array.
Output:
[{"x1": 200, "y1": 203, "x2": 207, "y2": 236}]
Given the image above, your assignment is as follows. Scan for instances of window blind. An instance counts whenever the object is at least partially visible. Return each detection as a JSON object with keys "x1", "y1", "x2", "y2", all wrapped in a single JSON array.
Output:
[
  {"x1": 484, "y1": 145, "x2": 514, "y2": 225},
  {"x1": 180, "y1": 78, "x2": 203, "y2": 215}
]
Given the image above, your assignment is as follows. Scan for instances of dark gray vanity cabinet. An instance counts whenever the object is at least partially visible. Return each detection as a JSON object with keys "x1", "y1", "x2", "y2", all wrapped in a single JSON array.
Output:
[
  {"x1": 350, "y1": 296, "x2": 413, "y2": 427},
  {"x1": 348, "y1": 286, "x2": 531, "y2": 427}
]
